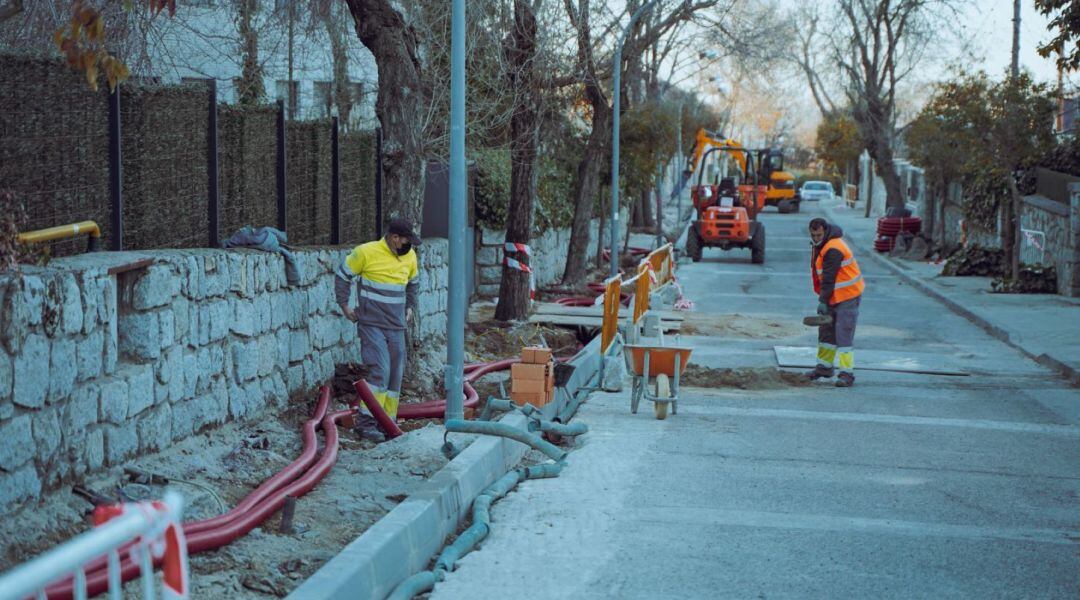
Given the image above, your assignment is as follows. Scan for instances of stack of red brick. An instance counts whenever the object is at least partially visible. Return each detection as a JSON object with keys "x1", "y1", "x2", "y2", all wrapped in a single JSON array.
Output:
[{"x1": 510, "y1": 346, "x2": 554, "y2": 407}]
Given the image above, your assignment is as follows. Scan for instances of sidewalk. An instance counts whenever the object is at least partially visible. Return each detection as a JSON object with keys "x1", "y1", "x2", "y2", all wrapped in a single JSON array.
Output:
[{"x1": 822, "y1": 199, "x2": 1080, "y2": 386}]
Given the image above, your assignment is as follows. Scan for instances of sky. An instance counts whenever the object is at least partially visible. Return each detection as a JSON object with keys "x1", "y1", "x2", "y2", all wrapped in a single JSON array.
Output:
[{"x1": 963, "y1": 0, "x2": 1075, "y2": 87}]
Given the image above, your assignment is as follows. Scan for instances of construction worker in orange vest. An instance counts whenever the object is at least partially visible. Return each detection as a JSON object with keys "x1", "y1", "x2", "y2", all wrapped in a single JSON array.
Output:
[{"x1": 806, "y1": 218, "x2": 865, "y2": 387}]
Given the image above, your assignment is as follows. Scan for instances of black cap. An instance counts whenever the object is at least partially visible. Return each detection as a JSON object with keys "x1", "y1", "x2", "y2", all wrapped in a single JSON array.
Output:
[{"x1": 387, "y1": 218, "x2": 421, "y2": 246}]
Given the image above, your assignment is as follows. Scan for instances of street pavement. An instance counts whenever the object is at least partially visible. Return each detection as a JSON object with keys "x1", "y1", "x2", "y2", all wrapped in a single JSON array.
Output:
[{"x1": 430, "y1": 201, "x2": 1080, "y2": 599}]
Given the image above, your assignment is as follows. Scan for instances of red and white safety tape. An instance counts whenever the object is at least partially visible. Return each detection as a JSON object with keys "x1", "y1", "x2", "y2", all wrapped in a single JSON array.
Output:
[{"x1": 502, "y1": 242, "x2": 536, "y2": 300}]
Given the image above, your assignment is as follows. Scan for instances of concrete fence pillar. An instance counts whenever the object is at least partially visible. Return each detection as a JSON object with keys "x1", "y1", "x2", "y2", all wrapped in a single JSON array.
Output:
[{"x1": 1068, "y1": 183, "x2": 1080, "y2": 297}]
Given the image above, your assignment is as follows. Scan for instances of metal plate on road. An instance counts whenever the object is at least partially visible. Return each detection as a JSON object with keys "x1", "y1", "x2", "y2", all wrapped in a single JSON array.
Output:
[{"x1": 773, "y1": 346, "x2": 969, "y2": 376}]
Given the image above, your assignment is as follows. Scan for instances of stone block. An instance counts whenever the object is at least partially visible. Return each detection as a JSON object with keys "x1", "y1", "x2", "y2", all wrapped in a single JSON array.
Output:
[
  {"x1": 0, "y1": 415, "x2": 34, "y2": 470},
  {"x1": 159, "y1": 310, "x2": 175, "y2": 349},
  {"x1": 257, "y1": 335, "x2": 276, "y2": 377},
  {"x1": 310, "y1": 317, "x2": 339, "y2": 350},
  {"x1": 479, "y1": 266, "x2": 502, "y2": 284},
  {"x1": 20, "y1": 276, "x2": 45, "y2": 327},
  {"x1": 207, "y1": 300, "x2": 231, "y2": 342},
  {"x1": 210, "y1": 345, "x2": 225, "y2": 375},
  {"x1": 208, "y1": 377, "x2": 229, "y2": 425},
  {"x1": 183, "y1": 350, "x2": 199, "y2": 398},
  {"x1": 233, "y1": 339, "x2": 259, "y2": 382},
  {"x1": 288, "y1": 289, "x2": 309, "y2": 328},
  {"x1": 170, "y1": 397, "x2": 195, "y2": 440},
  {"x1": 85, "y1": 428, "x2": 104, "y2": 471},
  {"x1": 138, "y1": 404, "x2": 172, "y2": 451},
  {"x1": 76, "y1": 329, "x2": 104, "y2": 383},
  {"x1": 13, "y1": 333, "x2": 49, "y2": 409},
  {"x1": 0, "y1": 465, "x2": 41, "y2": 508},
  {"x1": 476, "y1": 246, "x2": 500, "y2": 266},
  {"x1": 133, "y1": 265, "x2": 181, "y2": 310},
  {"x1": 79, "y1": 275, "x2": 105, "y2": 335},
  {"x1": 275, "y1": 328, "x2": 290, "y2": 371},
  {"x1": 192, "y1": 301, "x2": 209, "y2": 346},
  {"x1": 0, "y1": 349, "x2": 11, "y2": 402},
  {"x1": 302, "y1": 358, "x2": 318, "y2": 391},
  {"x1": 99, "y1": 378, "x2": 128, "y2": 425},
  {"x1": 269, "y1": 293, "x2": 289, "y2": 329},
  {"x1": 185, "y1": 256, "x2": 204, "y2": 300},
  {"x1": 156, "y1": 345, "x2": 178, "y2": 384},
  {"x1": 204, "y1": 256, "x2": 229, "y2": 297},
  {"x1": 33, "y1": 407, "x2": 62, "y2": 461},
  {"x1": 64, "y1": 384, "x2": 99, "y2": 432},
  {"x1": 123, "y1": 364, "x2": 155, "y2": 418},
  {"x1": 255, "y1": 295, "x2": 271, "y2": 334},
  {"x1": 104, "y1": 424, "x2": 139, "y2": 465},
  {"x1": 481, "y1": 228, "x2": 504, "y2": 245},
  {"x1": 58, "y1": 274, "x2": 83, "y2": 335},
  {"x1": 289, "y1": 329, "x2": 310, "y2": 363},
  {"x1": 317, "y1": 351, "x2": 334, "y2": 384},
  {"x1": 171, "y1": 297, "x2": 190, "y2": 345},
  {"x1": 227, "y1": 253, "x2": 253, "y2": 298},
  {"x1": 476, "y1": 283, "x2": 499, "y2": 297},
  {"x1": 232, "y1": 299, "x2": 256, "y2": 337},
  {"x1": 287, "y1": 364, "x2": 305, "y2": 394},
  {"x1": 103, "y1": 326, "x2": 117, "y2": 375},
  {"x1": 155, "y1": 381, "x2": 169, "y2": 406},
  {"x1": 118, "y1": 311, "x2": 160, "y2": 360},
  {"x1": 48, "y1": 338, "x2": 77, "y2": 403}
]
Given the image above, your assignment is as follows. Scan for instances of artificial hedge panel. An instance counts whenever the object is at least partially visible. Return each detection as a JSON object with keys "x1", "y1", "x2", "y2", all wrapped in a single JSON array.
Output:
[
  {"x1": 0, "y1": 52, "x2": 111, "y2": 256},
  {"x1": 339, "y1": 130, "x2": 378, "y2": 245},
  {"x1": 218, "y1": 104, "x2": 278, "y2": 240},
  {"x1": 285, "y1": 119, "x2": 333, "y2": 246},
  {"x1": 121, "y1": 83, "x2": 209, "y2": 250}
]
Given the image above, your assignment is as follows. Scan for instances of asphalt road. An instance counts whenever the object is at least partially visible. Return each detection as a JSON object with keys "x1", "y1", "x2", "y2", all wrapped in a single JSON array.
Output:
[{"x1": 431, "y1": 202, "x2": 1080, "y2": 599}]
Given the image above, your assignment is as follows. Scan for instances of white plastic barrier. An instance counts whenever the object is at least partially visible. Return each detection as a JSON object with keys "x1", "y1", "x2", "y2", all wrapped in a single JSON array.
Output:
[{"x1": 0, "y1": 491, "x2": 187, "y2": 600}]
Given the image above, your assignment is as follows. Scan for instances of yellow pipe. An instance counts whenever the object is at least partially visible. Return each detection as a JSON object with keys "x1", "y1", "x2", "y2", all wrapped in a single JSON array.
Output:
[{"x1": 18, "y1": 221, "x2": 101, "y2": 246}]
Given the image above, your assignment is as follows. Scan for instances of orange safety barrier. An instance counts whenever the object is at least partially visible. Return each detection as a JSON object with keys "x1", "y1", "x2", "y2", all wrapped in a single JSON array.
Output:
[
  {"x1": 633, "y1": 262, "x2": 651, "y2": 324},
  {"x1": 645, "y1": 243, "x2": 674, "y2": 287},
  {"x1": 600, "y1": 276, "x2": 622, "y2": 354}
]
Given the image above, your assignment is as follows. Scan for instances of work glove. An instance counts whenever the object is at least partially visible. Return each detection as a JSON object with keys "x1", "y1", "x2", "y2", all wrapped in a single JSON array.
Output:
[{"x1": 816, "y1": 301, "x2": 829, "y2": 316}]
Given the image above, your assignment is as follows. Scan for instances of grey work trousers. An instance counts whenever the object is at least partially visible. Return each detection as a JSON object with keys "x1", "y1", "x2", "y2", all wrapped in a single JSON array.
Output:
[{"x1": 358, "y1": 323, "x2": 407, "y2": 398}]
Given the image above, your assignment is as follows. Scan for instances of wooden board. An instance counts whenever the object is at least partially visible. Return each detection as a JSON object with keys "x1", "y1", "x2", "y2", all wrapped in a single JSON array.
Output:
[
  {"x1": 529, "y1": 313, "x2": 682, "y2": 332},
  {"x1": 533, "y1": 302, "x2": 685, "y2": 321}
]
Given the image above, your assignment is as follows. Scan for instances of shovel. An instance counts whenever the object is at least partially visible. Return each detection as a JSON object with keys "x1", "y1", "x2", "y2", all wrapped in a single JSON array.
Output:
[{"x1": 802, "y1": 314, "x2": 833, "y2": 327}]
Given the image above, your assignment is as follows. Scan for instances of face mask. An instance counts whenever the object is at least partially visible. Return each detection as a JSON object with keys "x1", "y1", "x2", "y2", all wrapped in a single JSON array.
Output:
[{"x1": 396, "y1": 242, "x2": 412, "y2": 256}]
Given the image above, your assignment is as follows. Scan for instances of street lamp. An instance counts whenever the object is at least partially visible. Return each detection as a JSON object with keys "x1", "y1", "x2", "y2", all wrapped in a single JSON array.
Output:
[{"x1": 610, "y1": 0, "x2": 658, "y2": 279}]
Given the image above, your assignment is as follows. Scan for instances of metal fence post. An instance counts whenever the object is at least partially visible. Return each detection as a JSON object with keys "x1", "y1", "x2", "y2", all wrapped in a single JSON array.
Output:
[
  {"x1": 276, "y1": 99, "x2": 287, "y2": 232},
  {"x1": 331, "y1": 116, "x2": 340, "y2": 244},
  {"x1": 208, "y1": 79, "x2": 220, "y2": 247},
  {"x1": 374, "y1": 127, "x2": 383, "y2": 238},
  {"x1": 108, "y1": 83, "x2": 123, "y2": 251}
]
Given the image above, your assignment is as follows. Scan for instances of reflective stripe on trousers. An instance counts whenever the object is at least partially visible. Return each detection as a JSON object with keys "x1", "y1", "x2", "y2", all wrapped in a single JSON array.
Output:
[{"x1": 358, "y1": 324, "x2": 406, "y2": 420}]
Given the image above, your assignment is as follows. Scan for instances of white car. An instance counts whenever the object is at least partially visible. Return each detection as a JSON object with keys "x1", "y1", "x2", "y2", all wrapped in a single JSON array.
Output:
[{"x1": 799, "y1": 181, "x2": 834, "y2": 201}]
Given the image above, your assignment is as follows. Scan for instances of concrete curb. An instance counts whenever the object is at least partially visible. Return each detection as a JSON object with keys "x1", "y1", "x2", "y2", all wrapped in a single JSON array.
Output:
[
  {"x1": 823, "y1": 203, "x2": 1080, "y2": 386},
  {"x1": 287, "y1": 337, "x2": 607, "y2": 600}
]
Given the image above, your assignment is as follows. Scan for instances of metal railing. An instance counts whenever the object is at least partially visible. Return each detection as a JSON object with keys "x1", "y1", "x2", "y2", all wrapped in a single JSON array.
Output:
[
  {"x1": 0, "y1": 491, "x2": 187, "y2": 600},
  {"x1": 1021, "y1": 228, "x2": 1050, "y2": 265}
]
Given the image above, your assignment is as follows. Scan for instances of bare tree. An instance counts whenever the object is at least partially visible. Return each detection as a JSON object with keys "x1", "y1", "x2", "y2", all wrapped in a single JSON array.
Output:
[
  {"x1": 343, "y1": 0, "x2": 427, "y2": 226},
  {"x1": 495, "y1": 0, "x2": 542, "y2": 321}
]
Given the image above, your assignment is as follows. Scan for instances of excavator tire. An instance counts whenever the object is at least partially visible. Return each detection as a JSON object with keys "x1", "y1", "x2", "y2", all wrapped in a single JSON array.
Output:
[
  {"x1": 750, "y1": 224, "x2": 766, "y2": 264},
  {"x1": 686, "y1": 228, "x2": 703, "y2": 262}
]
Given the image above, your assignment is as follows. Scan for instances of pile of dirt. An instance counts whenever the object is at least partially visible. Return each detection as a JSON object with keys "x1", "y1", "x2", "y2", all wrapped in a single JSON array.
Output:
[
  {"x1": 681, "y1": 365, "x2": 810, "y2": 390},
  {"x1": 465, "y1": 301, "x2": 580, "y2": 363},
  {"x1": 679, "y1": 313, "x2": 804, "y2": 339}
]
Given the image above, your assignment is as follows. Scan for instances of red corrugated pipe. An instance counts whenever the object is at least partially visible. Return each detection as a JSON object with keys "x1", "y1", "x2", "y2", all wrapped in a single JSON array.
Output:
[{"x1": 354, "y1": 379, "x2": 404, "y2": 438}]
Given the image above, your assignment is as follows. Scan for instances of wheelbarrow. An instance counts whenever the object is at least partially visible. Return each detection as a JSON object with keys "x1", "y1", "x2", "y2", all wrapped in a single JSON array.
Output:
[{"x1": 624, "y1": 345, "x2": 693, "y2": 420}]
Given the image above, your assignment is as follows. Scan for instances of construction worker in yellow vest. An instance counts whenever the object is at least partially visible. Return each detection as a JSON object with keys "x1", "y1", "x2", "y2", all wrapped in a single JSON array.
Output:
[
  {"x1": 335, "y1": 219, "x2": 421, "y2": 423},
  {"x1": 806, "y1": 218, "x2": 865, "y2": 387}
]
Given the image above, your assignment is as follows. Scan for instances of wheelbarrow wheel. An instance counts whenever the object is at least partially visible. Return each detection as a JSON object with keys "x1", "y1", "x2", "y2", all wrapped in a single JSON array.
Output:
[
  {"x1": 654, "y1": 374, "x2": 670, "y2": 420},
  {"x1": 630, "y1": 377, "x2": 640, "y2": 414}
]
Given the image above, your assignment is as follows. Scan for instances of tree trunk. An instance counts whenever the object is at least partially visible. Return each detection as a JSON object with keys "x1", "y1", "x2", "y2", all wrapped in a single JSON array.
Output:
[
  {"x1": 1006, "y1": 175, "x2": 1023, "y2": 280},
  {"x1": 640, "y1": 188, "x2": 654, "y2": 228},
  {"x1": 631, "y1": 190, "x2": 644, "y2": 226},
  {"x1": 562, "y1": 99, "x2": 611, "y2": 286},
  {"x1": 495, "y1": 0, "x2": 539, "y2": 321},
  {"x1": 325, "y1": 8, "x2": 353, "y2": 127},
  {"x1": 344, "y1": 0, "x2": 426, "y2": 227},
  {"x1": 236, "y1": 0, "x2": 264, "y2": 106}
]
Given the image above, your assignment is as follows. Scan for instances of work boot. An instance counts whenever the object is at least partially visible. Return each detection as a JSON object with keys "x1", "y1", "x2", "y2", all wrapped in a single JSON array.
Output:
[
  {"x1": 835, "y1": 373, "x2": 855, "y2": 387},
  {"x1": 804, "y1": 366, "x2": 834, "y2": 381},
  {"x1": 352, "y1": 413, "x2": 386, "y2": 443}
]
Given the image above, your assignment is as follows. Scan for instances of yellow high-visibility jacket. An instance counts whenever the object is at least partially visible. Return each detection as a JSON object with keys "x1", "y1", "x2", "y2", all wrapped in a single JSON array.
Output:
[{"x1": 335, "y1": 239, "x2": 419, "y2": 330}]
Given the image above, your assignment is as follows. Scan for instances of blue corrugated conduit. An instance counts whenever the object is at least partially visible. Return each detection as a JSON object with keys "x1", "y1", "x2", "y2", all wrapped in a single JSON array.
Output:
[{"x1": 389, "y1": 413, "x2": 588, "y2": 600}]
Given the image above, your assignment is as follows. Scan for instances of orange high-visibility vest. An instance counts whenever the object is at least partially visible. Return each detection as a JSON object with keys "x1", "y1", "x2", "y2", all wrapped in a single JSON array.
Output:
[{"x1": 814, "y1": 238, "x2": 864, "y2": 305}]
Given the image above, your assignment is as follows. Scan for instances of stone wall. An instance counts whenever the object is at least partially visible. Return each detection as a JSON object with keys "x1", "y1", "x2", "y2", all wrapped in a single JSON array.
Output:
[
  {"x1": 1021, "y1": 195, "x2": 1074, "y2": 295},
  {"x1": 474, "y1": 211, "x2": 629, "y2": 296},
  {"x1": 0, "y1": 245, "x2": 449, "y2": 514}
]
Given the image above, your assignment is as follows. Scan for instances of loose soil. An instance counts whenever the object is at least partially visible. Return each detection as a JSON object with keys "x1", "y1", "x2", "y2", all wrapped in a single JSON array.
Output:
[
  {"x1": 679, "y1": 312, "x2": 804, "y2": 339},
  {"x1": 681, "y1": 365, "x2": 811, "y2": 390}
]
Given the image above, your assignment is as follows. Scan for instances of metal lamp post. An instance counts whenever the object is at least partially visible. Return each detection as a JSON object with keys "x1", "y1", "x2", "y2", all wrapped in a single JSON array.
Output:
[
  {"x1": 610, "y1": 0, "x2": 658, "y2": 278},
  {"x1": 445, "y1": 0, "x2": 466, "y2": 421}
]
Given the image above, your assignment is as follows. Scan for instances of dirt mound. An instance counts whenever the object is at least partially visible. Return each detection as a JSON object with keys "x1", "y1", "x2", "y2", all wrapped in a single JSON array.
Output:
[
  {"x1": 466, "y1": 301, "x2": 580, "y2": 363},
  {"x1": 681, "y1": 365, "x2": 809, "y2": 390},
  {"x1": 680, "y1": 313, "x2": 804, "y2": 339}
]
